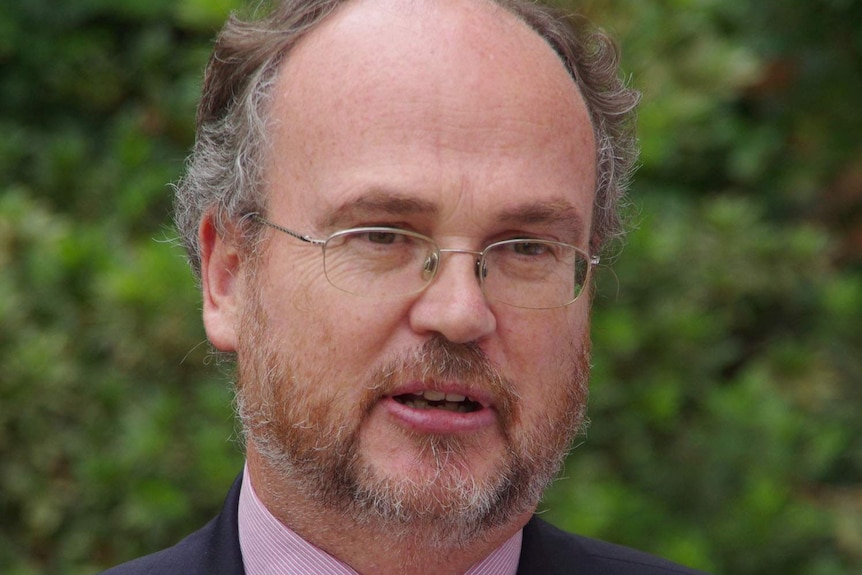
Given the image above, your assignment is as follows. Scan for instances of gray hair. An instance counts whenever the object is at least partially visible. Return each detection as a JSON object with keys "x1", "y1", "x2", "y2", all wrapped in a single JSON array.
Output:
[{"x1": 174, "y1": 0, "x2": 640, "y2": 279}]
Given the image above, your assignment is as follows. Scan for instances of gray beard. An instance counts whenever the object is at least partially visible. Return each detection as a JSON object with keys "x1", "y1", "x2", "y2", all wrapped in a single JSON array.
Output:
[{"x1": 234, "y1": 295, "x2": 589, "y2": 546}]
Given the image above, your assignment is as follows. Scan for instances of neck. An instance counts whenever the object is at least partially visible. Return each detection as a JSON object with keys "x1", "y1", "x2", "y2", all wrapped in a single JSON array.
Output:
[{"x1": 246, "y1": 449, "x2": 531, "y2": 575}]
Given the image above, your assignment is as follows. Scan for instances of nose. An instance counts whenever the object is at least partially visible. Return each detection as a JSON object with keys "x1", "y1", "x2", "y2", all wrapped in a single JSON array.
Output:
[{"x1": 408, "y1": 249, "x2": 497, "y2": 344}]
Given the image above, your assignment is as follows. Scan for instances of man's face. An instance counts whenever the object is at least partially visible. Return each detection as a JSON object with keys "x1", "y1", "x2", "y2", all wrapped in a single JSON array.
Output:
[{"x1": 219, "y1": 0, "x2": 597, "y2": 540}]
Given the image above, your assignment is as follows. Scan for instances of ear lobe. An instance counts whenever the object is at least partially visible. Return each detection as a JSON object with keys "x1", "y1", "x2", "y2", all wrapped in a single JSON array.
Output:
[{"x1": 199, "y1": 214, "x2": 242, "y2": 352}]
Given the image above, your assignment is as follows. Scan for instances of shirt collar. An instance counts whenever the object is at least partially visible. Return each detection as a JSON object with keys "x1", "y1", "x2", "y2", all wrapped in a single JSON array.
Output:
[{"x1": 238, "y1": 464, "x2": 523, "y2": 575}]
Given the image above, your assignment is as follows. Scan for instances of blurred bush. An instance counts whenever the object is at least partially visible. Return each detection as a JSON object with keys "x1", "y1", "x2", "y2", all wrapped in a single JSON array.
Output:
[{"x1": 1, "y1": 0, "x2": 860, "y2": 573}]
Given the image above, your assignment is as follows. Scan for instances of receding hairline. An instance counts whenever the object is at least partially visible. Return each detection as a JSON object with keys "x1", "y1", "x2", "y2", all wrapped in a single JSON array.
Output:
[{"x1": 175, "y1": 0, "x2": 639, "y2": 279}]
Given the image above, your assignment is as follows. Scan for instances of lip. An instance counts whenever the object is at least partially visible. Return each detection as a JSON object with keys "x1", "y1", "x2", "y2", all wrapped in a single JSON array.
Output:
[{"x1": 379, "y1": 383, "x2": 498, "y2": 435}]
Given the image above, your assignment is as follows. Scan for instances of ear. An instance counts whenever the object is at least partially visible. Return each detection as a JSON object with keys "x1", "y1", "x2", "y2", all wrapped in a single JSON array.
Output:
[{"x1": 199, "y1": 214, "x2": 243, "y2": 352}]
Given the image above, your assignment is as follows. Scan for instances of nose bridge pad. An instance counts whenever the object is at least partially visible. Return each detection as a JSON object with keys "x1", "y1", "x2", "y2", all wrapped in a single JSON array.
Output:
[
  {"x1": 422, "y1": 251, "x2": 439, "y2": 281},
  {"x1": 475, "y1": 256, "x2": 487, "y2": 280},
  {"x1": 423, "y1": 249, "x2": 488, "y2": 292}
]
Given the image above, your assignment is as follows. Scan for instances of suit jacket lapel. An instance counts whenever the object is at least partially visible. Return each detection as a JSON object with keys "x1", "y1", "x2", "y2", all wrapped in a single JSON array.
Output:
[
  {"x1": 206, "y1": 473, "x2": 246, "y2": 574},
  {"x1": 516, "y1": 516, "x2": 597, "y2": 575},
  {"x1": 173, "y1": 473, "x2": 246, "y2": 575}
]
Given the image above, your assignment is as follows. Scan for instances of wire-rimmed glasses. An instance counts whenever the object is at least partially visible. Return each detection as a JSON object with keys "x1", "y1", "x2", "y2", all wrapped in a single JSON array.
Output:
[{"x1": 252, "y1": 214, "x2": 598, "y2": 309}]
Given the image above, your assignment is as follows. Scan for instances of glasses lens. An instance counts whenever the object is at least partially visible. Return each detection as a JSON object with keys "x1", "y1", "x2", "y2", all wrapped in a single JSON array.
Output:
[
  {"x1": 323, "y1": 228, "x2": 437, "y2": 297},
  {"x1": 481, "y1": 240, "x2": 590, "y2": 308}
]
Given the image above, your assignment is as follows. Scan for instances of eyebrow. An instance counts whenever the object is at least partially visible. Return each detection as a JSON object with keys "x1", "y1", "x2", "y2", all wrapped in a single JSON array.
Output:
[
  {"x1": 322, "y1": 190, "x2": 439, "y2": 229},
  {"x1": 322, "y1": 191, "x2": 586, "y2": 242},
  {"x1": 495, "y1": 199, "x2": 587, "y2": 242}
]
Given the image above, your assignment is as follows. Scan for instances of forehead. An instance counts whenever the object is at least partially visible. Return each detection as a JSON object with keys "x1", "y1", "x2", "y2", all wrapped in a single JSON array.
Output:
[{"x1": 265, "y1": 0, "x2": 596, "y2": 238}]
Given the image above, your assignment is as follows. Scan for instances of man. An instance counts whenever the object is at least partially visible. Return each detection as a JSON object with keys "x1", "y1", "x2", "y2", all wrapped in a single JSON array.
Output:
[{"x1": 105, "y1": 0, "x2": 706, "y2": 573}]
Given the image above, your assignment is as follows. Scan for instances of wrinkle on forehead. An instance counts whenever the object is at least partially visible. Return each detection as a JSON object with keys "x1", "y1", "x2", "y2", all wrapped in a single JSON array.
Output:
[
  {"x1": 264, "y1": 0, "x2": 596, "y2": 241},
  {"x1": 272, "y1": 0, "x2": 591, "y2": 146}
]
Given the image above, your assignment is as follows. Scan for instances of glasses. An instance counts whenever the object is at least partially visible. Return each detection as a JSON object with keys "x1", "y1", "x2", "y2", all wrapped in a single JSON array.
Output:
[{"x1": 252, "y1": 214, "x2": 599, "y2": 309}]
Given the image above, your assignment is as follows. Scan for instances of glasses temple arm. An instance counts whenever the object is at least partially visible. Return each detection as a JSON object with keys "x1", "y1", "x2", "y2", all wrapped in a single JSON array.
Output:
[{"x1": 250, "y1": 214, "x2": 323, "y2": 245}]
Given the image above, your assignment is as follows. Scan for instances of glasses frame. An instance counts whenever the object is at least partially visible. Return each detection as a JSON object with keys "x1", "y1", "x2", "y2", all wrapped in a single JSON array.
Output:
[{"x1": 251, "y1": 214, "x2": 599, "y2": 309}]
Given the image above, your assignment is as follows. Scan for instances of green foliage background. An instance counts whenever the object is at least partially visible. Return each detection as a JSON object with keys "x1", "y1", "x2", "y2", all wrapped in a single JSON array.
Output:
[{"x1": 1, "y1": 0, "x2": 860, "y2": 573}]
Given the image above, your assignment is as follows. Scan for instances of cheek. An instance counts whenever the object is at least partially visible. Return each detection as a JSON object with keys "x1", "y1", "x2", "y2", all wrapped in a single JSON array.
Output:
[
  {"x1": 496, "y1": 308, "x2": 590, "y2": 403},
  {"x1": 326, "y1": 300, "x2": 414, "y2": 369},
  {"x1": 261, "y1": 269, "x2": 411, "y2": 386},
  {"x1": 263, "y1": 249, "x2": 325, "y2": 313},
  {"x1": 497, "y1": 308, "x2": 587, "y2": 364}
]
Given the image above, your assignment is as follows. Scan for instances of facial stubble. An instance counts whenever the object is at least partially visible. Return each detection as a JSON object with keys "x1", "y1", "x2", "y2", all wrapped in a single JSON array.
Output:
[{"x1": 234, "y1": 285, "x2": 590, "y2": 545}]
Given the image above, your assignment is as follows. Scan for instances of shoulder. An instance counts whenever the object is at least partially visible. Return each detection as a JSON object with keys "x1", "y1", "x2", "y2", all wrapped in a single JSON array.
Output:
[
  {"x1": 518, "y1": 516, "x2": 710, "y2": 575},
  {"x1": 99, "y1": 517, "x2": 222, "y2": 575},
  {"x1": 99, "y1": 475, "x2": 245, "y2": 575}
]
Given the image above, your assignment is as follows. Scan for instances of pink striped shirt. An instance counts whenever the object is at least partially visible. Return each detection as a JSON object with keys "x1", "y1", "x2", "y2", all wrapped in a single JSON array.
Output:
[{"x1": 238, "y1": 466, "x2": 523, "y2": 575}]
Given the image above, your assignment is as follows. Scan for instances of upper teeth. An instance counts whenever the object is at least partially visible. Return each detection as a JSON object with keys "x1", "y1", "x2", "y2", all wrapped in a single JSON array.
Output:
[{"x1": 421, "y1": 390, "x2": 467, "y2": 402}]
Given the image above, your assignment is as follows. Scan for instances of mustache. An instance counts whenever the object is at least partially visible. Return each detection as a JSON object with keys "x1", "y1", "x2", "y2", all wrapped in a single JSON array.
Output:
[{"x1": 364, "y1": 336, "x2": 518, "y2": 431}]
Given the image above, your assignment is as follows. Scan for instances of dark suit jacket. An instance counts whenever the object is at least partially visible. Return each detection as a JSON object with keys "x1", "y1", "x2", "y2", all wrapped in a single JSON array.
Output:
[{"x1": 101, "y1": 476, "x2": 708, "y2": 575}]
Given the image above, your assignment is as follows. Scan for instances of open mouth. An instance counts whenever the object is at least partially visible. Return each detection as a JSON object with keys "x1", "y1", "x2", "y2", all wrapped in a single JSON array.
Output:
[{"x1": 393, "y1": 390, "x2": 481, "y2": 413}]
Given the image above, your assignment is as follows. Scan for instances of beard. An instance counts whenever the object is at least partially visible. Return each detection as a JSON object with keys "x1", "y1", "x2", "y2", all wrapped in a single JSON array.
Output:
[{"x1": 234, "y1": 286, "x2": 590, "y2": 546}]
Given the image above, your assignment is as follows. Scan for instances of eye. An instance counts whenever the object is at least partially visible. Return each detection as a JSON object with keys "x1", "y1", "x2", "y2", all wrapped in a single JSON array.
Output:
[
  {"x1": 366, "y1": 230, "x2": 400, "y2": 244},
  {"x1": 511, "y1": 241, "x2": 550, "y2": 256}
]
